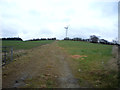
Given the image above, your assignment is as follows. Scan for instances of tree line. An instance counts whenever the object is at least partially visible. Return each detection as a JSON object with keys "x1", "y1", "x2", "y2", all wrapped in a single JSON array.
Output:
[
  {"x1": 26, "y1": 38, "x2": 56, "y2": 41},
  {"x1": 2, "y1": 37, "x2": 23, "y2": 41},
  {"x1": 1, "y1": 37, "x2": 56, "y2": 41},
  {"x1": 1, "y1": 36, "x2": 119, "y2": 45},
  {"x1": 64, "y1": 35, "x2": 119, "y2": 45}
]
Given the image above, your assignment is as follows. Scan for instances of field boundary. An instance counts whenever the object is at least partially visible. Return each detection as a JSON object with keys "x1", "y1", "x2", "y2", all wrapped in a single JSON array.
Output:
[{"x1": 1, "y1": 46, "x2": 13, "y2": 66}]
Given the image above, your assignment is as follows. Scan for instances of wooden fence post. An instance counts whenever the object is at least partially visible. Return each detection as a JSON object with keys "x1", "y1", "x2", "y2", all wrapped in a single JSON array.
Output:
[
  {"x1": 11, "y1": 47, "x2": 13, "y2": 61},
  {"x1": 4, "y1": 47, "x2": 7, "y2": 64}
]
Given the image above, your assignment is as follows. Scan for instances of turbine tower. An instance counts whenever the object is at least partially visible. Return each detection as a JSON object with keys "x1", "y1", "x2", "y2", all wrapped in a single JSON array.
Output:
[{"x1": 64, "y1": 25, "x2": 69, "y2": 38}]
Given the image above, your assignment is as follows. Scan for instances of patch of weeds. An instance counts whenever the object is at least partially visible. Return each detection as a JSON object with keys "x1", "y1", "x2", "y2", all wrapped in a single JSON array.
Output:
[
  {"x1": 78, "y1": 78, "x2": 93, "y2": 87},
  {"x1": 92, "y1": 50, "x2": 98, "y2": 53},
  {"x1": 40, "y1": 74, "x2": 46, "y2": 78},
  {"x1": 81, "y1": 50, "x2": 84, "y2": 52},
  {"x1": 24, "y1": 78, "x2": 43, "y2": 88},
  {"x1": 88, "y1": 69, "x2": 118, "y2": 88},
  {"x1": 46, "y1": 79, "x2": 54, "y2": 88},
  {"x1": 23, "y1": 74, "x2": 56, "y2": 88},
  {"x1": 14, "y1": 52, "x2": 27, "y2": 59}
]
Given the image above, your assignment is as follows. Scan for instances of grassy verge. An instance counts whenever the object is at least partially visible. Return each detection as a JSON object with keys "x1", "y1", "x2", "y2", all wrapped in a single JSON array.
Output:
[
  {"x1": 2, "y1": 40, "x2": 55, "y2": 50},
  {"x1": 57, "y1": 40, "x2": 118, "y2": 88},
  {"x1": 2, "y1": 40, "x2": 55, "y2": 64},
  {"x1": 23, "y1": 74, "x2": 57, "y2": 88}
]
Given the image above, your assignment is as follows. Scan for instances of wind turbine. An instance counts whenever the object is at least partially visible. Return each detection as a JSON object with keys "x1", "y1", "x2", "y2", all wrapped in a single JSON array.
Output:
[{"x1": 64, "y1": 25, "x2": 69, "y2": 38}]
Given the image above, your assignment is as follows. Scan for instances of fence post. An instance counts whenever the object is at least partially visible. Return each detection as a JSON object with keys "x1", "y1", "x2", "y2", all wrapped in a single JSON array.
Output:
[
  {"x1": 11, "y1": 47, "x2": 13, "y2": 61},
  {"x1": 3, "y1": 47, "x2": 7, "y2": 64}
]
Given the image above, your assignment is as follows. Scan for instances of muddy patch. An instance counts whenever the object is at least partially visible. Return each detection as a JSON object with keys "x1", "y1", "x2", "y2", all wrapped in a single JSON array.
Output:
[
  {"x1": 13, "y1": 74, "x2": 28, "y2": 88},
  {"x1": 57, "y1": 46, "x2": 65, "y2": 50},
  {"x1": 54, "y1": 50, "x2": 80, "y2": 88},
  {"x1": 71, "y1": 55, "x2": 87, "y2": 59},
  {"x1": 58, "y1": 77, "x2": 80, "y2": 88}
]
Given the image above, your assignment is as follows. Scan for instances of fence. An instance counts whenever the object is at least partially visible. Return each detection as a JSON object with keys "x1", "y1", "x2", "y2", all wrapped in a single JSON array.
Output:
[{"x1": 2, "y1": 46, "x2": 13, "y2": 66}]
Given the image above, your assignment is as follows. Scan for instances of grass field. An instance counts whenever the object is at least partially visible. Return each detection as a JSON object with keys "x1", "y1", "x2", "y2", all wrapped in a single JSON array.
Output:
[
  {"x1": 57, "y1": 40, "x2": 118, "y2": 88},
  {"x1": 2, "y1": 40, "x2": 54, "y2": 51},
  {"x1": 2, "y1": 40, "x2": 55, "y2": 63},
  {"x1": 2, "y1": 40, "x2": 118, "y2": 88}
]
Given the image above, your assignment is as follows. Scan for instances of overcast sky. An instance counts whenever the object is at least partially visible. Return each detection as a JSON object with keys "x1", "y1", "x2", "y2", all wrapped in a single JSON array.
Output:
[{"x1": 0, "y1": 0, "x2": 118, "y2": 41}]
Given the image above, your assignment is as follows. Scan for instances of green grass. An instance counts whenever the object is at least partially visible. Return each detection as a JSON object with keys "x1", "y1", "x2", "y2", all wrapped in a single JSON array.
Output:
[
  {"x1": 2, "y1": 40, "x2": 55, "y2": 64},
  {"x1": 57, "y1": 40, "x2": 118, "y2": 88},
  {"x1": 2, "y1": 40, "x2": 54, "y2": 51}
]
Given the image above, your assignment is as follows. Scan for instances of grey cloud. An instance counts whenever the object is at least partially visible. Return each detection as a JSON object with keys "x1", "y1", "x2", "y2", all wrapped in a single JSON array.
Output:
[
  {"x1": 67, "y1": 26, "x2": 117, "y2": 41},
  {"x1": 0, "y1": 0, "x2": 118, "y2": 41},
  {"x1": 39, "y1": 29, "x2": 53, "y2": 35},
  {"x1": 91, "y1": 2, "x2": 118, "y2": 17},
  {"x1": 2, "y1": 28, "x2": 18, "y2": 37}
]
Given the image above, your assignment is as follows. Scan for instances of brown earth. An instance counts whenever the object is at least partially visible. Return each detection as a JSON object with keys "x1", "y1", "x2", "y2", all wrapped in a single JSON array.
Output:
[
  {"x1": 71, "y1": 55, "x2": 87, "y2": 59},
  {"x1": 104, "y1": 45, "x2": 118, "y2": 72},
  {"x1": 2, "y1": 41, "x2": 80, "y2": 88}
]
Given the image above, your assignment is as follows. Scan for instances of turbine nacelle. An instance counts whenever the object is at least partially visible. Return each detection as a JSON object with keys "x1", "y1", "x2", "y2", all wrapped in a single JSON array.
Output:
[{"x1": 64, "y1": 26, "x2": 68, "y2": 29}]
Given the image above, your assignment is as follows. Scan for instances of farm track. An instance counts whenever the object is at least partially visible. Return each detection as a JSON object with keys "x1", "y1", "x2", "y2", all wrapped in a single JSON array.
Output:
[
  {"x1": 2, "y1": 41, "x2": 80, "y2": 88},
  {"x1": 104, "y1": 45, "x2": 118, "y2": 72}
]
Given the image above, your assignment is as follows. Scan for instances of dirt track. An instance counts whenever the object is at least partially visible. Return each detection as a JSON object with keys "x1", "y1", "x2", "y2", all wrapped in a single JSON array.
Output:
[
  {"x1": 105, "y1": 45, "x2": 118, "y2": 71},
  {"x1": 2, "y1": 41, "x2": 80, "y2": 88}
]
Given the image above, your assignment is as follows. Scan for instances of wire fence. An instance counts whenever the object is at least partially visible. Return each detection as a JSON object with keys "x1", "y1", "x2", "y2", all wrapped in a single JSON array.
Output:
[{"x1": 1, "y1": 46, "x2": 13, "y2": 66}]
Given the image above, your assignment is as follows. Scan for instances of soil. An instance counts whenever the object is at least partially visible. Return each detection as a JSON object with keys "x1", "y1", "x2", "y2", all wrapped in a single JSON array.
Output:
[
  {"x1": 104, "y1": 45, "x2": 118, "y2": 72},
  {"x1": 71, "y1": 55, "x2": 87, "y2": 59},
  {"x1": 2, "y1": 41, "x2": 80, "y2": 88}
]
